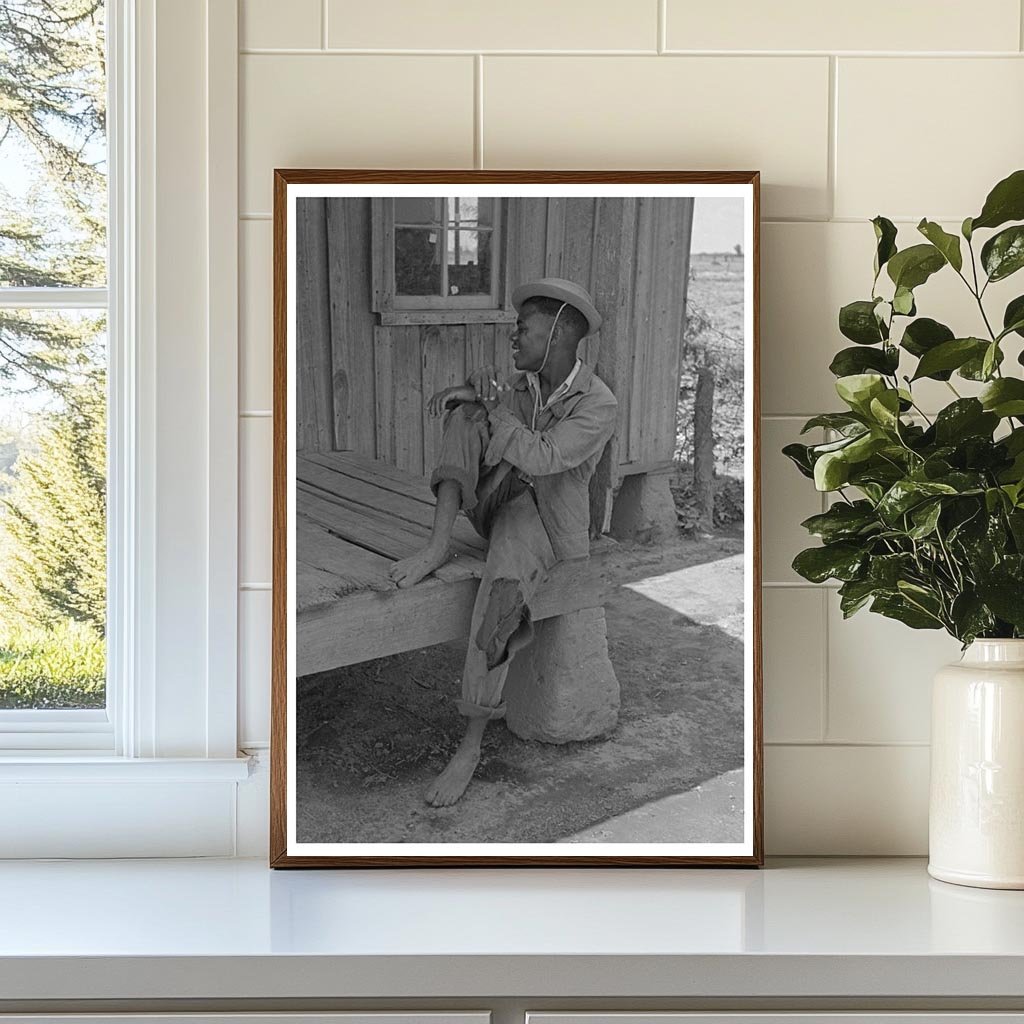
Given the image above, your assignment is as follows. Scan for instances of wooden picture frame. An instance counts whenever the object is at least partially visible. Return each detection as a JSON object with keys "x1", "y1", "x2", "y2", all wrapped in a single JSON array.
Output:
[{"x1": 271, "y1": 170, "x2": 762, "y2": 867}]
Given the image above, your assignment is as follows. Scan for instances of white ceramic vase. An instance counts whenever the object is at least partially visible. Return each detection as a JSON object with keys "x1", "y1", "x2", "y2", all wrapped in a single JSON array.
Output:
[{"x1": 929, "y1": 639, "x2": 1024, "y2": 889}]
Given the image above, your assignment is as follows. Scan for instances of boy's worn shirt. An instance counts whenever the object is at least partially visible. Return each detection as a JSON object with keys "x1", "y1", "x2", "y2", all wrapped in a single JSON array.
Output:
[{"x1": 482, "y1": 361, "x2": 618, "y2": 561}]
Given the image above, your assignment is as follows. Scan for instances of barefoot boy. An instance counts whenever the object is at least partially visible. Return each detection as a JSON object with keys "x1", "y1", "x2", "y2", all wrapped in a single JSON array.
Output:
[{"x1": 388, "y1": 277, "x2": 618, "y2": 807}]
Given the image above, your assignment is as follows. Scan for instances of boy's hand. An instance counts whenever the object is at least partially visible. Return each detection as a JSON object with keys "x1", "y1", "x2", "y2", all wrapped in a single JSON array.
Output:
[
  {"x1": 468, "y1": 365, "x2": 507, "y2": 407},
  {"x1": 427, "y1": 384, "x2": 476, "y2": 418}
]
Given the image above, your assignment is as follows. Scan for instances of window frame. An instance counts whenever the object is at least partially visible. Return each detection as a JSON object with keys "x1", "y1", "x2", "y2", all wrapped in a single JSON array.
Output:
[
  {"x1": 0, "y1": 0, "x2": 245, "y2": 798},
  {"x1": 372, "y1": 196, "x2": 516, "y2": 327},
  {"x1": 0, "y1": 5, "x2": 117, "y2": 752}
]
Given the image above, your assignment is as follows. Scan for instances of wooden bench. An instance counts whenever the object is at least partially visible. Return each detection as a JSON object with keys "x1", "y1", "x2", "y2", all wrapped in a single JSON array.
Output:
[{"x1": 296, "y1": 450, "x2": 614, "y2": 679}]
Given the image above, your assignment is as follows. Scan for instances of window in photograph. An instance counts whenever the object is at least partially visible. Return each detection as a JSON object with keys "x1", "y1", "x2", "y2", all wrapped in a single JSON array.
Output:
[
  {"x1": 0, "y1": 0, "x2": 108, "y2": 716},
  {"x1": 377, "y1": 196, "x2": 510, "y2": 323}
]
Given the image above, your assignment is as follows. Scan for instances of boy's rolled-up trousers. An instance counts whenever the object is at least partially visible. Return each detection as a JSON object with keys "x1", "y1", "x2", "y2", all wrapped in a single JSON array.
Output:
[{"x1": 429, "y1": 401, "x2": 556, "y2": 720}]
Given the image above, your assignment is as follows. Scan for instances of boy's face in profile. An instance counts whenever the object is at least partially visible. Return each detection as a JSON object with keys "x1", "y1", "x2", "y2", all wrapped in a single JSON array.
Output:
[{"x1": 509, "y1": 306, "x2": 557, "y2": 372}]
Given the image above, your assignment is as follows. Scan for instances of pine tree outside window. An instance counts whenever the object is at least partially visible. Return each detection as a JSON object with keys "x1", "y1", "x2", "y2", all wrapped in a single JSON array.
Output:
[{"x1": 0, "y1": 1, "x2": 110, "y2": 745}]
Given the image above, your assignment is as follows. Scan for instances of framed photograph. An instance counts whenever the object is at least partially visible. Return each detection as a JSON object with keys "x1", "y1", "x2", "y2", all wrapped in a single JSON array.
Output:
[{"x1": 270, "y1": 170, "x2": 762, "y2": 867}]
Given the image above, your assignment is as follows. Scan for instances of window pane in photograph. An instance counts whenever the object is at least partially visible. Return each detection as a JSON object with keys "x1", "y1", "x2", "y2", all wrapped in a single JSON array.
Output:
[
  {"x1": 446, "y1": 227, "x2": 492, "y2": 296},
  {"x1": 0, "y1": 1, "x2": 108, "y2": 712},
  {"x1": 0, "y1": 1, "x2": 107, "y2": 288},
  {"x1": 0, "y1": 309, "x2": 107, "y2": 710},
  {"x1": 448, "y1": 196, "x2": 493, "y2": 228},
  {"x1": 395, "y1": 227, "x2": 442, "y2": 295},
  {"x1": 394, "y1": 196, "x2": 439, "y2": 226}
]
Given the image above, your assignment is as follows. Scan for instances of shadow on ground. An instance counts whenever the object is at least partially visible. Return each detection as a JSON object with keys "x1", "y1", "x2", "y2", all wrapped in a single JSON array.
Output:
[{"x1": 295, "y1": 533, "x2": 745, "y2": 844}]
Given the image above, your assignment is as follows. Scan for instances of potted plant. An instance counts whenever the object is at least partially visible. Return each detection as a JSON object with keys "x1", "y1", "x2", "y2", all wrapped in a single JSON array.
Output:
[{"x1": 784, "y1": 169, "x2": 1024, "y2": 889}]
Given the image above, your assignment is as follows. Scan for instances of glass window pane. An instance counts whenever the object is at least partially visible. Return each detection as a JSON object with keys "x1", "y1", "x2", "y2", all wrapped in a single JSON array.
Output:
[
  {"x1": 0, "y1": 309, "x2": 106, "y2": 710},
  {"x1": 446, "y1": 228, "x2": 492, "y2": 296},
  {"x1": 395, "y1": 227, "x2": 441, "y2": 295},
  {"x1": 0, "y1": 1, "x2": 107, "y2": 289},
  {"x1": 394, "y1": 197, "x2": 439, "y2": 226},
  {"x1": 447, "y1": 196, "x2": 493, "y2": 228}
]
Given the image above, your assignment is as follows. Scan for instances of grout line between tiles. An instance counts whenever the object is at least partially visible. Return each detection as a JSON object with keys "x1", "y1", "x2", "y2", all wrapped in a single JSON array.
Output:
[
  {"x1": 820, "y1": 587, "x2": 830, "y2": 743},
  {"x1": 240, "y1": 583, "x2": 272, "y2": 591},
  {"x1": 766, "y1": 741, "x2": 931, "y2": 748},
  {"x1": 240, "y1": 410, "x2": 272, "y2": 417},
  {"x1": 474, "y1": 55, "x2": 484, "y2": 169},
  {"x1": 827, "y1": 56, "x2": 838, "y2": 221},
  {"x1": 237, "y1": 47, "x2": 1024, "y2": 57}
]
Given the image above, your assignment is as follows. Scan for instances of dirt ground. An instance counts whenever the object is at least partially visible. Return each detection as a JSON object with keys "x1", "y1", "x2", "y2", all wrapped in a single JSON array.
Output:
[{"x1": 295, "y1": 529, "x2": 745, "y2": 844}]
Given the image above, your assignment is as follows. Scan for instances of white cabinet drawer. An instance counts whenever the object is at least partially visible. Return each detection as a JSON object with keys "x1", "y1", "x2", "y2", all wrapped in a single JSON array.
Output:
[{"x1": 528, "y1": 1016, "x2": 1024, "y2": 1024}]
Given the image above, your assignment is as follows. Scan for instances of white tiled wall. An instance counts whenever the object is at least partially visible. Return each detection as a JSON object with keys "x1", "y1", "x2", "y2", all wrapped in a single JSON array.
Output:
[{"x1": 236, "y1": 0, "x2": 1024, "y2": 854}]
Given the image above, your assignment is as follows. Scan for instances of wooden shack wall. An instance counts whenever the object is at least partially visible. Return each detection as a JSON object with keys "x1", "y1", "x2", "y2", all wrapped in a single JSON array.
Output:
[{"x1": 294, "y1": 196, "x2": 694, "y2": 480}]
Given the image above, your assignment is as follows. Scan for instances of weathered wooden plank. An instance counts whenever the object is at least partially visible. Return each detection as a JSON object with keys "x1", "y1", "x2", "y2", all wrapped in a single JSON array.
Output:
[
  {"x1": 380, "y1": 309, "x2": 516, "y2": 327},
  {"x1": 373, "y1": 325, "x2": 395, "y2": 464},
  {"x1": 514, "y1": 197, "x2": 548, "y2": 289},
  {"x1": 421, "y1": 323, "x2": 466, "y2": 475},
  {"x1": 544, "y1": 196, "x2": 567, "y2": 277},
  {"x1": 392, "y1": 324, "x2": 425, "y2": 476},
  {"x1": 629, "y1": 196, "x2": 657, "y2": 465},
  {"x1": 296, "y1": 561, "x2": 347, "y2": 614},
  {"x1": 296, "y1": 515, "x2": 394, "y2": 592},
  {"x1": 297, "y1": 549, "x2": 610, "y2": 674},
  {"x1": 326, "y1": 197, "x2": 376, "y2": 457},
  {"x1": 306, "y1": 450, "x2": 434, "y2": 506},
  {"x1": 564, "y1": 196, "x2": 596, "y2": 294},
  {"x1": 295, "y1": 197, "x2": 334, "y2": 452},
  {"x1": 298, "y1": 484, "x2": 484, "y2": 563},
  {"x1": 646, "y1": 198, "x2": 676, "y2": 463},
  {"x1": 298, "y1": 455, "x2": 486, "y2": 553}
]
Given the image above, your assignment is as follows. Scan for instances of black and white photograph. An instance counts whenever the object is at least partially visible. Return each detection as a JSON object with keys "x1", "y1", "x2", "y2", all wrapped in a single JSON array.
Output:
[{"x1": 272, "y1": 173, "x2": 761, "y2": 866}]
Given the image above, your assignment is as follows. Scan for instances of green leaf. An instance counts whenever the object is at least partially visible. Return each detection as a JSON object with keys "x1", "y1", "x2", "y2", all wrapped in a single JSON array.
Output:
[
  {"x1": 835, "y1": 373, "x2": 886, "y2": 413},
  {"x1": 829, "y1": 345, "x2": 900, "y2": 378},
  {"x1": 877, "y1": 479, "x2": 958, "y2": 524},
  {"x1": 1003, "y1": 295, "x2": 1024, "y2": 339},
  {"x1": 911, "y1": 337, "x2": 988, "y2": 381},
  {"x1": 982, "y1": 341, "x2": 1001, "y2": 381},
  {"x1": 839, "y1": 300, "x2": 887, "y2": 345},
  {"x1": 981, "y1": 225, "x2": 1024, "y2": 282},
  {"x1": 933, "y1": 399, "x2": 999, "y2": 444},
  {"x1": 950, "y1": 593, "x2": 995, "y2": 644},
  {"x1": 892, "y1": 286, "x2": 916, "y2": 316},
  {"x1": 871, "y1": 594, "x2": 943, "y2": 630},
  {"x1": 792, "y1": 543, "x2": 866, "y2": 584},
  {"x1": 814, "y1": 450, "x2": 851, "y2": 491},
  {"x1": 976, "y1": 577, "x2": 1024, "y2": 629},
  {"x1": 887, "y1": 243, "x2": 946, "y2": 291},
  {"x1": 782, "y1": 442, "x2": 815, "y2": 479},
  {"x1": 971, "y1": 168, "x2": 1024, "y2": 232},
  {"x1": 868, "y1": 552, "x2": 915, "y2": 587},
  {"x1": 908, "y1": 500, "x2": 942, "y2": 539},
  {"x1": 868, "y1": 389, "x2": 902, "y2": 430},
  {"x1": 800, "y1": 501, "x2": 879, "y2": 543},
  {"x1": 800, "y1": 412, "x2": 865, "y2": 435},
  {"x1": 900, "y1": 318, "x2": 955, "y2": 371},
  {"x1": 917, "y1": 218, "x2": 963, "y2": 272},
  {"x1": 960, "y1": 344, "x2": 1004, "y2": 381},
  {"x1": 962, "y1": 216, "x2": 974, "y2": 241},
  {"x1": 838, "y1": 578, "x2": 880, "y2": 618},
  {"x1": 872, "y1": 215, "x2": 898, "y2": 277},
  {"x1": 979, "y1": 378, "x2": 1024, "y2": 418}
]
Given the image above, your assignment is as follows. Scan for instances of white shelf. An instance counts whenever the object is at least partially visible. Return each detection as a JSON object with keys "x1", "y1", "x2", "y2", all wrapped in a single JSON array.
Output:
[{"x1": 0, "y1": 857, "x2": 1023, "y2": 1002}]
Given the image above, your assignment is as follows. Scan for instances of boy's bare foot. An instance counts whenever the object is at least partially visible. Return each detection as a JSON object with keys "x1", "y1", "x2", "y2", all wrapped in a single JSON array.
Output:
[
  {"x1": 388, "y1": 543, "x2": 452, "y2": 588},
  {"x1": 425, "y1": 718, "x2": 486, "y2": 806}
]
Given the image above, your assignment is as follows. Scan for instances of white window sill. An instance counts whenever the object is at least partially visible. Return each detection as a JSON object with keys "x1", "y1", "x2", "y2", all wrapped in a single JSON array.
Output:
[{"x1": 0, "y1": 754, "x2": 252, "y2": 782}]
